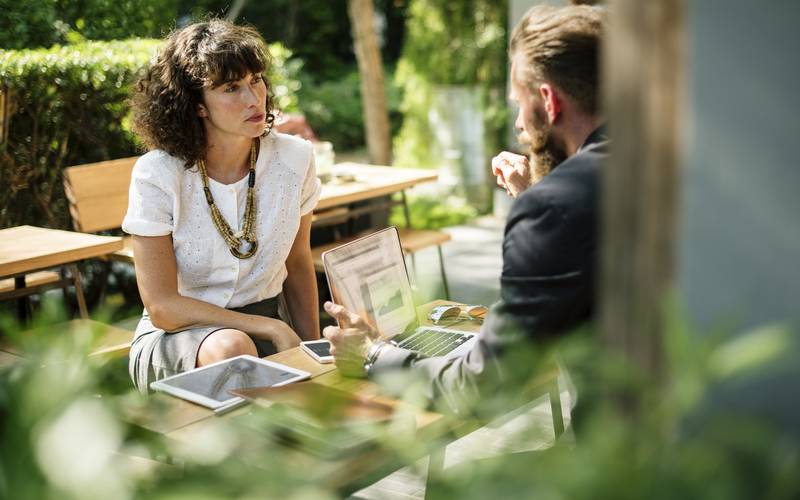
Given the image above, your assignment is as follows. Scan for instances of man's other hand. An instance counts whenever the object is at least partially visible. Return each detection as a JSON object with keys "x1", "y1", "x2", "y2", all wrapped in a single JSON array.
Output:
[
  {"x1": 322, "y1": 301, "x2": 378, "y2": 378},
  {"x1": 491, "y1": 151, "x2": 532, "y2": 197}
]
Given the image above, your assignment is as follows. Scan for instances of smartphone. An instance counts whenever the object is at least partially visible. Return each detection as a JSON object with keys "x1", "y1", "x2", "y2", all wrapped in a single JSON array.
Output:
[{"x1": 300, "y1": 339, "x2": 334, "y2": 364}]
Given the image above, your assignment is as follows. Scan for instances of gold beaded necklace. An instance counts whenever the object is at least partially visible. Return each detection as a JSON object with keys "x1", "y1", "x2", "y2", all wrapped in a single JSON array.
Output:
[{"x1": 198, "y1": 139, "x2": 258, "y2": 259}]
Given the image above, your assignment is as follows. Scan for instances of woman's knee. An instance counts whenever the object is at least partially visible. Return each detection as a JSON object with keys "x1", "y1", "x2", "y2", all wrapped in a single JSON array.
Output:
[{"x1": 197, "y1": 329, "x2": 257, "y2": 366}]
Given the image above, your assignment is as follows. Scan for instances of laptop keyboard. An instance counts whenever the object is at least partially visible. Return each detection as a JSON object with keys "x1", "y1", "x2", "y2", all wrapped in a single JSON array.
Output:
[{"x1": 393, "y1": 328, "x2": 471, "y2": 357}]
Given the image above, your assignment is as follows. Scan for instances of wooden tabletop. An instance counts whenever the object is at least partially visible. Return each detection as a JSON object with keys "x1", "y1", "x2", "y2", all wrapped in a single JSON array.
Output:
[
  {"x1": 0, "y1": 225, "x2": 123, "y2": 278},
  {"x1": 154, "y1": 300, "x2": 470, "y2": 493},
  {"x1": 129, "y1": 300, "x2": 468, "y2": 436},
  {"x1": 316, "y1": 163, "x2": 437, "y2": 211}
]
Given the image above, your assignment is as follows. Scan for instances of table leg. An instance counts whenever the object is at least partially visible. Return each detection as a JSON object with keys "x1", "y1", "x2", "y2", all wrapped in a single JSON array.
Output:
[
  {"x1": 67, "y1": 264, "x2": 89, "y2": 319},
  {"x1": 14, "y1": 275, "x2": 31, "y2": 323},
  {"x1": 425, "y1": 446, "x2": 446, "y2": 499},
  {"x1": 436, "y1": 246, "x2": 450, "y2": 300},
  {"x1": 400, "y1": 190, "x2": 412, "y2": 228}
]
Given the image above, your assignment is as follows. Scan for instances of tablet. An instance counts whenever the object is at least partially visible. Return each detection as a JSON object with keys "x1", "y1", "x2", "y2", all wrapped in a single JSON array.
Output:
[{"x1": 150, "y1": 355, "x2": 311, "y2": 411}]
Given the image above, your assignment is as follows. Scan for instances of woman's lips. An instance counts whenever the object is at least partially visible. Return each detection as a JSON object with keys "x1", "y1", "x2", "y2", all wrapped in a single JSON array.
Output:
[{"x1": 247, "y1": 113, "x2": 265, "y2": 122}]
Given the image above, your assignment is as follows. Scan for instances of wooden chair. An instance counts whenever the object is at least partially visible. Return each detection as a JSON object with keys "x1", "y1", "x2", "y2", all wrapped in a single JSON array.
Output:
[
  {"x1": 63, "y1": 157, "x2": 138, "y2": 264},
  {"x1": 56, "y1": 158, "x2": 139, "y2": 352}
]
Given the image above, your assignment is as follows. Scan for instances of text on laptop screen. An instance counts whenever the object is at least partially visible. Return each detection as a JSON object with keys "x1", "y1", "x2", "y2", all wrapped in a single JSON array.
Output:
[{"x1": 323, "y1": 228, "x2": 416, "y2": 337}]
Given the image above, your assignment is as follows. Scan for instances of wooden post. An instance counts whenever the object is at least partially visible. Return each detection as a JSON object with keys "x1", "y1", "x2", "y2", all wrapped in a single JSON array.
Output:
[
  {"x1": 0, "y1": 85, "x2": 10, "y2": 144},
  {"x1": 599, "y1": 0, "x2": 685, "y2": 407},
  {"x1": 348, "y1": 0, "x2": 393, "y2": 165}
]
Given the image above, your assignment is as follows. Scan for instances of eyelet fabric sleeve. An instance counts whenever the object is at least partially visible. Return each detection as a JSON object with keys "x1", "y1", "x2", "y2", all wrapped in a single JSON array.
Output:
[
  {"x1": 121, "y1": 151, "x2": 178, "y2": 236},
  {"x1": 299, "y1": 140, "x2": 322, "y2": 215}
]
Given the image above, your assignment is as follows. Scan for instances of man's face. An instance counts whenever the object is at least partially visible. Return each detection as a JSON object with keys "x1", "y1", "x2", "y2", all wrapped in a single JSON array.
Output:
[{"x1": 510, "y1": 53, "x2": 566, "y2": 178}]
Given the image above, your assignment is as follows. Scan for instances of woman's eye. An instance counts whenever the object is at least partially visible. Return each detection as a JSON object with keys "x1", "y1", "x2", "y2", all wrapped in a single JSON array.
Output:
[
  {"x1": 251, "y1": 76, "x2": 263, "y2": 84},
  {"x1": 225, "y1": 84, "x2": 238, "y2": 93}
]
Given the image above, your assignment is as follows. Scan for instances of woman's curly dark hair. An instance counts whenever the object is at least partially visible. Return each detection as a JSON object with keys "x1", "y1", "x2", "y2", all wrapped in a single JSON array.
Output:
[{"x1": 131, "y1": 19, "x2": 276, "y2": 168}]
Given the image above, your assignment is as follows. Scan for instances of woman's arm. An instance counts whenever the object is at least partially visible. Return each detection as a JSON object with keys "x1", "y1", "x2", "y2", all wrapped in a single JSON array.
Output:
[
  {"x1": 132, "y1": 234, "x2": 301, "y2": 350},
  {"x1": 282, "y1": 212, "x2": 320, "y2": 341}
]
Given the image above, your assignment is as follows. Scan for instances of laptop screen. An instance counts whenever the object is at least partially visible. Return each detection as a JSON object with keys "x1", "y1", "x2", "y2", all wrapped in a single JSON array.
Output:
[{"x1": 322, "y1": 227, "x2": 416, "y2": 337}]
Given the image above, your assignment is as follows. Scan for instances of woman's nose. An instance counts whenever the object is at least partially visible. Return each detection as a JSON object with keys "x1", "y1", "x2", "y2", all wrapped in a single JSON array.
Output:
[{"x1": 242, "y1": 85, "x2": 259, "y2": 106}]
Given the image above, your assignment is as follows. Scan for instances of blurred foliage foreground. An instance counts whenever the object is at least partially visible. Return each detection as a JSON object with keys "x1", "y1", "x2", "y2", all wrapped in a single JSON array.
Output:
[{"x1": 1, "y1": 299, "x2": 798, "y2": 499}]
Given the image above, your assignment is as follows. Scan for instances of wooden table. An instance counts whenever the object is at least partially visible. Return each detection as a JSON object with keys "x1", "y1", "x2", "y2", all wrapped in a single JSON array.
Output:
[
  {"x1": 126, "y1": 301, "x2": 486, "y2": 494},
  {"x1": 316, "y1": 163, "x2": 438, "y2": 212},
  {"x1": 124, "y1": 299, "x2": 565, "y2": 495},
  {"x1": 0, "y1": 225, "x2": 123, "y2": 318}
]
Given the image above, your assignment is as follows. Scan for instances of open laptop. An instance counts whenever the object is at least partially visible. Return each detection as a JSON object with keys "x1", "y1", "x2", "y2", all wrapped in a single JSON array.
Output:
[{"x1": 322, "y1": 227, "x2": 477, "y2": 359}]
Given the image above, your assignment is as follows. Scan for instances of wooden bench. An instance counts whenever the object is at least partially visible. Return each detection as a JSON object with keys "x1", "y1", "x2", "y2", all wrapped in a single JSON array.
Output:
[{"x1": 0, "y1": 270, "x2": 63, "y2": 297}]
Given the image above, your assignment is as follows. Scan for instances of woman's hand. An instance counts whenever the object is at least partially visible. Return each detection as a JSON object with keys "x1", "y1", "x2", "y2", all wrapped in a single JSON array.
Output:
[
  {"x1": 249, "y1": 317, "x2": 301, "y2": 352},
  {"x1": 270, "y1": 320, "x2": 302, "y2": 351}
]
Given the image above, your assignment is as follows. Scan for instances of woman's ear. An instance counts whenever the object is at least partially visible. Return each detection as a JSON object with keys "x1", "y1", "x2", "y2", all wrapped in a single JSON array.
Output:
[{"x1": 197, "y1": 104, "x2": 208, "y2": 118}]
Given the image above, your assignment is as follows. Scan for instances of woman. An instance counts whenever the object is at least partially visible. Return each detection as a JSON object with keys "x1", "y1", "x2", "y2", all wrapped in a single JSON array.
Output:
[{"x1": 123, "y1": 19, "x2": 320, "y2": 392}]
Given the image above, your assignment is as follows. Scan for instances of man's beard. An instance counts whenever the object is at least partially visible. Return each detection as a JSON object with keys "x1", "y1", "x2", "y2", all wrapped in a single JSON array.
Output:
[{"x1": 518, "y1": 107, "x2": 567, "y2": 184}]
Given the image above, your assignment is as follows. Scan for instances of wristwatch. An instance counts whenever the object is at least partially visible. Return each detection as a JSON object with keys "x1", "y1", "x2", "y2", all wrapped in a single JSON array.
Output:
[{"x1": 363, "y1": 340, "x2": 388, "y2": 375}]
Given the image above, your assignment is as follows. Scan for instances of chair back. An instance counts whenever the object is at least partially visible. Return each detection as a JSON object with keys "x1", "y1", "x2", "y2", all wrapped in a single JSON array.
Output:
[{"x1": 63, "y1": 157, "x2": 138, "y2": 233}]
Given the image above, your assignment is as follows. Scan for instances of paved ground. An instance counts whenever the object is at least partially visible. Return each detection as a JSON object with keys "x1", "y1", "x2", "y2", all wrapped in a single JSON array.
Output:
[{"x1": 408, "y1": 215, "x2": 506, "y2": 307}]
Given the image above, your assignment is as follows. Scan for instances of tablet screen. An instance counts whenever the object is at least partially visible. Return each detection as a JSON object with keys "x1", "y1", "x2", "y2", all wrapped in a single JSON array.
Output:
[{"x1": 153, "y1": 356, "x2": 309, "y2": 407}]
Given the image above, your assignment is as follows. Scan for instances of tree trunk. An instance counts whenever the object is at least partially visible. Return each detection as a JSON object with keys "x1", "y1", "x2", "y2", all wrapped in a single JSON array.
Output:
[
  {"x1": 600, "y1": 0, "x2": 686, "y2": 412},
  {"x1": 348, "y1": 0, "x2": 392, "y2": 165}
]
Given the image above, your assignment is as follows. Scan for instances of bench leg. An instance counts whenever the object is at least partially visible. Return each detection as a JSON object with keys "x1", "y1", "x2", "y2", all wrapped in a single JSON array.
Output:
[
  {"x1": 436, "y1": 246, "x2": 450, "y2": 300},
  {"x1": 549, "y1": 378, "x2": 565, "y2": 439},
  {"x1": 67, "y1": 264, "x2": 89, "y2": 319}
]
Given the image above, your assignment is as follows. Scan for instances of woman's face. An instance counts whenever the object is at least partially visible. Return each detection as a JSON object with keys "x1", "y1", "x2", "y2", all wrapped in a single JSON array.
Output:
[{"x1": 199, "y1": 72, "x2": 268, "y2": 142}]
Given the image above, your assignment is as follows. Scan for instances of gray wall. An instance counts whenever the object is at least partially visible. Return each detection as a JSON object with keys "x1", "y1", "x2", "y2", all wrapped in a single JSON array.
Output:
[
  {"x1": 679, "y1": 0, "x2": 800, "y2": 332},
  {"x1": 679, "y1": 0, "x2": 800, "y2": 434}
]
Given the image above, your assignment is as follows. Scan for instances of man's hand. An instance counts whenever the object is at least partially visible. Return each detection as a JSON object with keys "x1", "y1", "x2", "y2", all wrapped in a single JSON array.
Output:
[
  {"x1": 491, "y1": 151, "x2": 532, "y2": 198},
  {"x1": 322, "y1": 301, "x2": 379, "y2": 378}
]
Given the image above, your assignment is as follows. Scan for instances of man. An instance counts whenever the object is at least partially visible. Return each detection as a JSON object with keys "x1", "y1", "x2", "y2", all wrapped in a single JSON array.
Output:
[{"x1": 323, "y1": 5, "x2": 606, "y2": 411}]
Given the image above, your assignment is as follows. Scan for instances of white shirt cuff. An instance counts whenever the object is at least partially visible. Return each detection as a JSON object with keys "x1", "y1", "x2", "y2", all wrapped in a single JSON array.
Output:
[{"x1": 121, "y1": 218, "x2": 172, "y2": 236}]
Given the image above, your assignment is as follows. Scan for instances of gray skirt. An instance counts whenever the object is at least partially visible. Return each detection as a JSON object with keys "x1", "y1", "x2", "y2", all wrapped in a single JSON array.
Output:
[{"x1": 128, "y1": 295, "x2": 287, "y2": 393}]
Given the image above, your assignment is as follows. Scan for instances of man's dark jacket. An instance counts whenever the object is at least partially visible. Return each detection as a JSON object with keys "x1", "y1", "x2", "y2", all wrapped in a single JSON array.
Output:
[{"x1": 370, "y1": 126, "x2": 607, "y2": 410}]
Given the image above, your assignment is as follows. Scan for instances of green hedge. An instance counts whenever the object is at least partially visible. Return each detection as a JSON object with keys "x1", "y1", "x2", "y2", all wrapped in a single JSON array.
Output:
[
  {"x1": 0, "y1": 0, "x2": 59, "y2": 50},
  {"x1": 0, "y1": 39, "x2": 299, "y2": 229},
  {"x1": 0, "y1": 0, "x2": 180, "y2": 50}
]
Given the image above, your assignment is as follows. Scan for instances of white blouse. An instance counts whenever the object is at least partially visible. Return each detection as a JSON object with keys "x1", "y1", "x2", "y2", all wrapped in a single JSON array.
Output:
[{"x1": 122, "y1": 132, "x2": 321, "y2": 308}]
